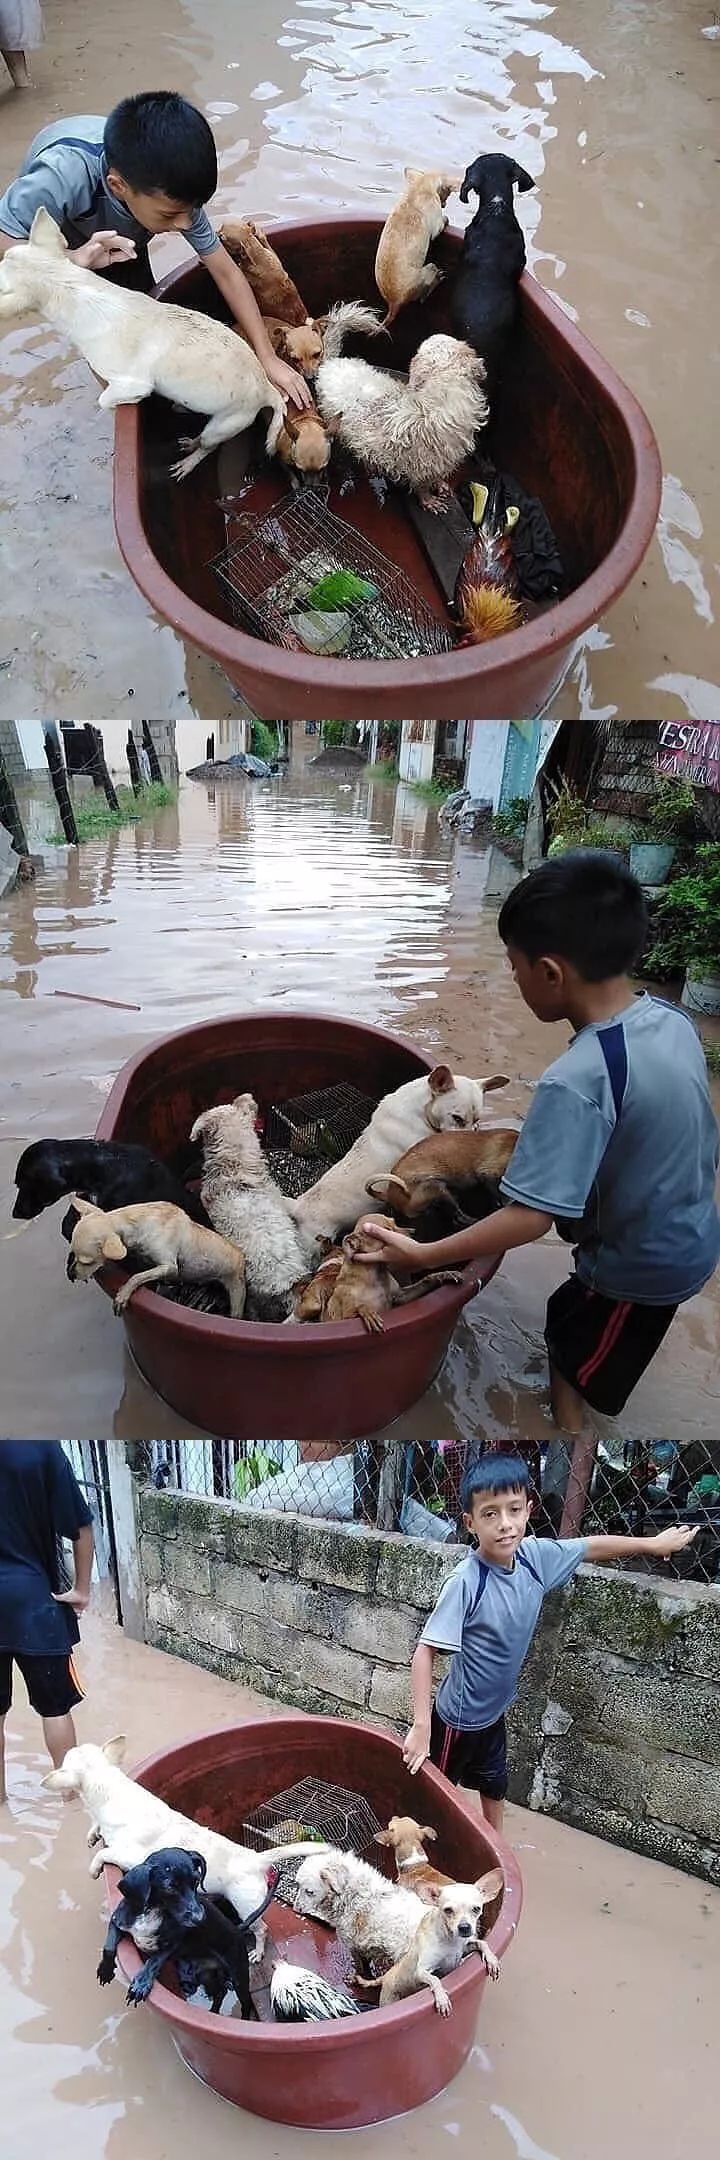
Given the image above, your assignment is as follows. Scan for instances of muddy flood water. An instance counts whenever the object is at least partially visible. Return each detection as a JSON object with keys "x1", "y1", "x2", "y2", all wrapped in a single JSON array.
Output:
[
  {"x1": 1, "y1": 757, "x2": 718, "y2": 1443},
  {"x1": 1, "y1": 0, "x2": 719, "y2": 722},
  {"x1": 1, "y1": 1592, "x2": 717, "y2": 2160}
]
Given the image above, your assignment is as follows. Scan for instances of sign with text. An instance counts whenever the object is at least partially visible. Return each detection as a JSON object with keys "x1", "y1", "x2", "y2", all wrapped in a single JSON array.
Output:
[{"x1": 656, "y1": 722, "x2": 720, "y2": 793}]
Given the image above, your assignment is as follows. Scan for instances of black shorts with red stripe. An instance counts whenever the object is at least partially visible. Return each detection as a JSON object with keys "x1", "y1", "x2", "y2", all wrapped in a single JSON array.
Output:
[
  {"x1": 0, "y1": 1651, "x2": 85, "y2": 1719},
  {"x1": 430, "y1": 1704, "x2": 508, "y2": 1800},
  {"x1": 545, "y1": 1274, "x2": 678, "y2": 1416}
]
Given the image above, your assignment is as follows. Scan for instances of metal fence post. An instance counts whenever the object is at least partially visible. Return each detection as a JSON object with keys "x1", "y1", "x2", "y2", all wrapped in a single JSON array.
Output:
[{"x1": 104, "y1": 1442, "x2": 145, "y2": 1638}]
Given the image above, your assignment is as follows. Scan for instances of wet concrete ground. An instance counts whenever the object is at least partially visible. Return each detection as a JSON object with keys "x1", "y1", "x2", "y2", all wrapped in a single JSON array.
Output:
[
  {"x1": 1, "y1": 1592, "x2": 717, "y2": 2160},
  {"x1": 1, "y1": 755, "x2": 718, "y2": 1443},
  {"x1": 0, "y1": 0, "x2": 718, "y2": 722}
]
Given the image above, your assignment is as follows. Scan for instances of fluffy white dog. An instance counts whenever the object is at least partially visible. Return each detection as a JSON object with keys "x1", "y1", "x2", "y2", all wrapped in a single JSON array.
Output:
[
  {"x1": 294, "y1": 1847, "x2": 426, "y2": 1967},
  {"x1": 191, "y1": 1092, "x2": 308, "y2": 1318},
  {"x1": 0, "y1": 207, "x2": 285, "y2": 481},
  {"x1": 316, "y1": 302, "x2": 488, "y2": 507}
]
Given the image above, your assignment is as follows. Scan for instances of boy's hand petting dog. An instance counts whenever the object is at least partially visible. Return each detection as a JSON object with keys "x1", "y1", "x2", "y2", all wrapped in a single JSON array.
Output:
[
  {"x1": 356, "y1": 1220, "x2": 430, "y2": 1272},
  {"x1": 71, "y1": 232, "x2": 138, "y2": 270},
  {"x1": 264, "y1": 351, "x2": 313, "y2": 410},
  {"x1": 403, "y1": 1720, "x2": 432, "y2": 1775},
  {"x1": 650, "y1": 1525, "x2": 699, "y2": 1558}
]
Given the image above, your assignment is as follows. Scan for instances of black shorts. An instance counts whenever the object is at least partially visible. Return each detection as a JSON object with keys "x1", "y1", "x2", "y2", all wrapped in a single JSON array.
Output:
[
  {"x1": 0, "y1": 1651, "x2": 85, "y2": 1719},
  {"x1": 430, "y1": 1704, "x2": 507, "y2": 1800},
  {"x1": 545, "y1": 1275, "x2": 678, "y2": 1416}
]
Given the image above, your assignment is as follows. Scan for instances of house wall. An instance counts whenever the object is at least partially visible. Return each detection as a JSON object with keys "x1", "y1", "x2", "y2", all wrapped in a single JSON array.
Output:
[
  {"x1": 135, "y1": 1488, "x2": 720, "y2": 1885},
  {"x1": 399, "y1": 721, "x2": 437, "y2": 784}
]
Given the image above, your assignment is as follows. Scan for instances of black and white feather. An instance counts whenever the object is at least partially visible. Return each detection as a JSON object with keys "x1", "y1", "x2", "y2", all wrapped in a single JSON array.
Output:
[{"x1": 270, "y1": 1961, "x2": 361, "y2": 2023}]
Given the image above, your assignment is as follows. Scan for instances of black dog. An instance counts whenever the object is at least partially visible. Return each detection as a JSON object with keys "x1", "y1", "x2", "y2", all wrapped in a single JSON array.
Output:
[
  {"x1": 451, "y1": 153, "x2": 535, "y2": 388},
  {"x1": 13, "y1": 1137, "x2": 209, "y2": 1240},
  {"x1": 97, "y1": 1847, "x2": 279, "y2": 2015}
]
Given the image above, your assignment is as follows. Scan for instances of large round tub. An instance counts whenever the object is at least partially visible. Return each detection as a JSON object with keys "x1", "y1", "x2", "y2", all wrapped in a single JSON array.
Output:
[
  {"x1": 107, "y1": 1714, "x2": 522, "y2": 2128},
  {"x1": 94, "y1": 1010, "x2": 500, "y2": 1439}
]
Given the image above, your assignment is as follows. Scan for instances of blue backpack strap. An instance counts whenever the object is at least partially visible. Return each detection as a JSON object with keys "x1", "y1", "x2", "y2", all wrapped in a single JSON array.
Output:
[
  {"x1": 466, "y1": 1557, "x2": 489, "y2": 1619},
  {"x1": 596, "y1": 1022, "x2": 628, "y2": 1125},
  {"x1": 517, "y1": 1547, "x2": 544, "y2": 1589}
]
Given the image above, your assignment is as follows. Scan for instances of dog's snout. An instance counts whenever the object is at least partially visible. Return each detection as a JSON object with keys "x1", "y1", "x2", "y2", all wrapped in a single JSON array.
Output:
[{"x1": 457, "y1": 1920, "x2": 474, "y2": 1938}]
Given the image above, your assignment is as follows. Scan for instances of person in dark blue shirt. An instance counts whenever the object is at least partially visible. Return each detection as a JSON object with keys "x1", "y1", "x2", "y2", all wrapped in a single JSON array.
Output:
[{"x1": 0, "y1": 1442, "x2": 94, "y2": 1800}]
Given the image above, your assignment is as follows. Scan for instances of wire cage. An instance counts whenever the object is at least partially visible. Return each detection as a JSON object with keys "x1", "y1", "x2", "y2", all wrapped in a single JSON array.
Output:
[
  {"x1": 240, "y1": 1776, "x2": 382, "y2": 1904},
  {"x1": 261, "y1": 1080, "x2": 377, "y2": 1200},
  {"x1": 210, "y1": 491, "x2": 454, "y2": 661}
]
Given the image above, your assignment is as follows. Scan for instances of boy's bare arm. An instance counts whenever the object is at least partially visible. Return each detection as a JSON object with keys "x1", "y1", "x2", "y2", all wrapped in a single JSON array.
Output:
[
  {"x1": 584, "y1": 1525, "x2": 698, "y2": 1563},
  {"x1": 403, "y1": 1643, "x2": 436, "y2": 1773},
  {"x1": 357, "y1": 1202, "x2": 554, "y2": 1274},
  {"x1": 52, "y1": 1522, "x2": 94, "y2": 1611},
  {"x1": 0, "y1": 227, "x2": 136, "y2": 265}
]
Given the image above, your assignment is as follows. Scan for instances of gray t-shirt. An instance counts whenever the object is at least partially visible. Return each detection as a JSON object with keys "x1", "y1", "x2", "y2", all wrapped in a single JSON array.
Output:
[
  {"x1": 499, "y1": 994, "x2": 719, "y2": 1304},
  {"x1": 0, "y1": 117, "x2": 219, "y2": 258},
  {"x1": 420, "y1": 1535, "x2": 587, "y2": 1731}
]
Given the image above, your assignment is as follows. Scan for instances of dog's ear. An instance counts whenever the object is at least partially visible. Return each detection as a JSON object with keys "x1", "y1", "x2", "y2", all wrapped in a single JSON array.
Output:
[
  {"x1": 190, "y1": 1852, "x2": 207, "y2": 1886},
  {"x1": 318, "y1": 1858, "x2": 348, "y2": 1894},
  {"x1": 476, "y1": 1866, "x2": 504, "y2": 1906},
  {"x1": 421, "y1": 1825, "x2": 438, "y2": 1844},
  {"x1": 428, "y1": 1064, "x2": 454, "y2": 1097},
  {"x1": 29, "y1": 206, "x2": 68, "y2": 254},
  {"x1": 103, "y1": 1735, "x2": 127, "y2": 1765},
  {"x1": 511, "y1": 162, "x2": 535, "y2": 193},
  {"x1": 403, "y1": 166, "x2": 422, "y2": 183},
  {"x1": 424, "y1": 1880, "x2": 442, "y2": 1903},
  {"x1": 374, "y1": 1829, "x2": 393, "y2": 1847},
  {"x1": 102, "y1": 1232, "x2": 127, "y2": 1262},
  {"x1": 482, "y1": 1075, "x2": 510, "y2": 1094},
  {"x1": 71, "y1": 1194, "x2": 97, "y2": 1217}
]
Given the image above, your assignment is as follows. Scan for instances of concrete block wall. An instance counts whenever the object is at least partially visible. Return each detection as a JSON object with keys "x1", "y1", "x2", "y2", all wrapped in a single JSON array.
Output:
[
  {"x1": 0, "y1": 720, "x2": 24, "y2": 784},
  {"x1": 135, "y1": 1488, "x2": 720, "y2": 1884},
  {"x1": 130, "y1": 720, "x2": 179, "y2": 786}
]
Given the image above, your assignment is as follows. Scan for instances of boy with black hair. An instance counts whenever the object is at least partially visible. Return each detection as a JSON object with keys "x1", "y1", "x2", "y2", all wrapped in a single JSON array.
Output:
[
  {"x1": 0, "y1": 91, "x2": 310, "y2": 407},
  {"x1": 404, "y1": 1451, "x2": 696, "y2": 1830},
  {"x1": 360, "y1": 852, "x2": 719, "y2": 1434}
]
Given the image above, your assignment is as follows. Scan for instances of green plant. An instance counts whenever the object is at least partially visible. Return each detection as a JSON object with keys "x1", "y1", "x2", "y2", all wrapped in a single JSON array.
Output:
[
  {"x1": 493, "y1": 795, "x2": 528, "y2": 838},
  {"x1": 546, "y1": 782, "x2": 589, "y2": 842},
  {"x1": 409, "y1": 775, "x2": 458, "y2": 803},
  {"x1": 644, "y1": 845, "x2": 720, "y2": 978},
  {"x1": 636, "y1": 776, "x2": 698, "y2": 844},
  {"x1": 250, "y1": 720, "x2": 278, "y2": 762},
  {"x1": 45, "y1": 781, "x2": 176, "y2": 844},
  {"x1": 322, "y1": 721, "x2": 354, "y2": 747}
]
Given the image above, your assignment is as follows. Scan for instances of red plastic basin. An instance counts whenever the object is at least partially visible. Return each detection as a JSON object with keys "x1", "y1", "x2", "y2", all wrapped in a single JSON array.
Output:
[
  {"x1": 107, "y1": 1714, "x2": 522, "y2": 2127},
  {"x1": 113, "y1": 212, "x2": 662, "y2": 722},
  {"x1": 94, "y1": 1010, "x2": 498, "y2": 1439}
]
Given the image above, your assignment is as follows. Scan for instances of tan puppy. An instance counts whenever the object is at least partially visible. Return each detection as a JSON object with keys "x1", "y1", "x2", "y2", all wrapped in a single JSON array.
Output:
[
  {"x1": 376, "y1": 1815, "x2": 455, "y2": 1899},
  {"x1": 375, "y1": 168, "x2": 460, "y2": 326},
  {"x1": 0, "y1": 209, "x2": 286, "y2": 484},
  {"x1": 264, "y1": 316, "x2": 324, "y2": 374},
  {"x1": 274, "y1": 398, "x2": 332, "y2": 474},
  {"x1": 66, "y1": 1195, "x2": 247, "y2": 1317},
  {"x1": 358, "y1": 1872, "x2": 504, "y2": 2014},
  {"x1": 292, "y1": 1215, "x2": 462, "y2": 1331},
  {"x1": 366, "y1": 1115, "x2": 517, "y2": 1226},
  {"x1": 219, "y1": 218, "x2": 311, "y2": 326}
]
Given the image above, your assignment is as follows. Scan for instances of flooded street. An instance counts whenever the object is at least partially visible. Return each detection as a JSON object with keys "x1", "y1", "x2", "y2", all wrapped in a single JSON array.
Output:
[
  {"x1": 1, "y1": 755, "x2": 718, "y2": 1442},
  {"x1": 1, "y1": 0, "x2": 718, "y2": 722},
  {"x1": 1, "y1": 1592, "x2": 717, "y2": 2160}
]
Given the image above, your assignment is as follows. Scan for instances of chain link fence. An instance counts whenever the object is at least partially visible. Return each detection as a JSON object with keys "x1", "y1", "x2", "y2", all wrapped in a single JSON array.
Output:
[{"x1": 138, "y1": 1435, "x2": 720, "y2": 1586}]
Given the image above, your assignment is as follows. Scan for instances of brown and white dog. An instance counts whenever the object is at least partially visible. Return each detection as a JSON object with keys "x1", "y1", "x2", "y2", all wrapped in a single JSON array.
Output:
[
  {"x1": 375, "y1": 1814, "x2": 455, "y2": 1899},
  {"x1": 288, "y1": 1066, "x2": 508, "y2": 1256},
  {"x1": 357, "y1": 1872, "x2": 504, "y2": 2014},
  {"x1": 218, "y1": 218, "x2": 311, "y2": 325},
  {"x1": 366, "y1": 1119, "x2": 517, "y2": 1228}
]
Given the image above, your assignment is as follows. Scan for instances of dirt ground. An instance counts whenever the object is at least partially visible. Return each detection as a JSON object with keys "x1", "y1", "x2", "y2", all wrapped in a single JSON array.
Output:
[
  {"x1": 1, "y1": 1592, "x2": 717, "y2": 2160},
  {"x1": 0, "y1": 0, "x2": 718, "y2": 722},
  {"x1": 1, "y1": 754, "x2": 718, "y2": 1443}
]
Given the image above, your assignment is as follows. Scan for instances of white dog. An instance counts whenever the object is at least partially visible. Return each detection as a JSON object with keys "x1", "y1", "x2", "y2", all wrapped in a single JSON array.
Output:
[
  {"x1": 43, "y1": 1740, "x2": 328, "y2": 1951},
  {"x1": 316, "y1": 303, "x2": 488, "y2": 508},
  {"x1": 294, "y1": 1848, "x2": 426, "y2": 1968},
  {"x1": 0, "y1": 207, "x2": 285, "y2": 481},
  {"x1": 288, "y1": 1065, "x2": 509, "y2": 1255},
  {"x1": 190, "y1": 1092, "x2": 308, "y2": 1318}
]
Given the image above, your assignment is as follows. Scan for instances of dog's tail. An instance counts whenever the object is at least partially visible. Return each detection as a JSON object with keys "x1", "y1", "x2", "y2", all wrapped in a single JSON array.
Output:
[
  {"x1": 366, "y1": 1174, "x2": 409, "y2": 1201},
  {"x1": 320, "y1": 301, "x2": 387, "y2": 360}
]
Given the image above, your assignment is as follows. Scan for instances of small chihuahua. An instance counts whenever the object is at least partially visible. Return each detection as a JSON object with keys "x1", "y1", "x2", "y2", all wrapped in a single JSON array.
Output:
[
  {"x1": 374, "y1": 168, "x2": 460, "y2": 327},
  {"x1": 358, "y1": 1871, "x2": 504, "y2": 2015}
]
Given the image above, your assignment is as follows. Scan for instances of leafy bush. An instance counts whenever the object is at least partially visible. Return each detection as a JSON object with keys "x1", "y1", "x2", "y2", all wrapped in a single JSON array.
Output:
[
  {"x1": 634, "y1": 776, "x2": 698, "y2": 844},
  {"x1": 493, "y1": 795, "x2": 528, "y2": 838},
  {"x1": 46, "y1": 782, "x2": 176, "y2": 844},
  {"x1": 250, "y1": 720, "x2": 278, "y2": 762},
  {"x1": 644, "y1": 845, "x2": 720, "y2": 978}
]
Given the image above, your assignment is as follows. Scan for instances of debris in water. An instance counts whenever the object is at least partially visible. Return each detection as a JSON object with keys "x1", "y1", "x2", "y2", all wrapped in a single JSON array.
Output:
[{"x1": 51, "y1": 991, "x2": 142, "y2": 1011}]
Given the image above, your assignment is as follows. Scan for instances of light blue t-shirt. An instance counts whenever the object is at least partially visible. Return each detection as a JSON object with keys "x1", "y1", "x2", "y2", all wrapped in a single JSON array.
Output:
[
  {"x1": 0, "y1": 117, "x2": 219, "y2": 258},
  {"x1": 499, "y1": 994, "x2": 720, "y2": 1304},
  {"x1": 420, "y1": 1535, "x2": 587, "y2": 1731}
]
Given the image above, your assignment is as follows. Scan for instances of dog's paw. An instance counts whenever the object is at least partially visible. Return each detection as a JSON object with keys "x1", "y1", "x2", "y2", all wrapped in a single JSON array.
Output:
[
  {"x1": 435, "y1": 1986, "x2": 452, "y2": 2017},
  {"x1": 87, "y1": 1824, "x2": 103, "y2": 1849},
  {"x1": 126, "y1": 1971, "x2": 153, "y2": 2006},
  {"x1": 248, "y1": 1920, "x2": 267, "y2": 1965},
  {"x1": 480, "y1": 1945, "x2": 500, "y2": 1982},
  {"x1": 97, "y1": 1955, "x2": 115, "y2": 1986},
  {"x1": 89, "y1": 1849, "x2": 108, "y2": 1879}
]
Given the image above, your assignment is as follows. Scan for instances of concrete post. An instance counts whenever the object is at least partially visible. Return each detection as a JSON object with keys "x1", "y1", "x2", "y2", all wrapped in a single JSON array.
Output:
[{"x1": 104, "y1": 1442, "x2": 145, "y2": 1639}]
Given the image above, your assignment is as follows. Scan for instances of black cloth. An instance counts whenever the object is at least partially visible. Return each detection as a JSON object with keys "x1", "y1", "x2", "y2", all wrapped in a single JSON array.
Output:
[
  {"x1": 0, "y1": 1442, "x2": 92, "y2": 1653},
  {"x1": 545, "y1": 1277, "x2": 678, "y2": 1416},
  {"x1": 430, "y1": 1704, "x2": 508, "y2": 1799},
  {"x1": 0, "y1": 1650, "x2": 85, "y2": 1717},
  {"x1": 459, "y1": 463, "x2": 565, "y2": 602}
]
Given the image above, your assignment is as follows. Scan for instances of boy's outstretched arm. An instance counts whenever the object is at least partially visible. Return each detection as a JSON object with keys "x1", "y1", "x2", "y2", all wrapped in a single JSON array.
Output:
[
  {"x1": 358, "y1": 1201, "x2": 554, "y2": 1274},
  {"x1": 204, "y1": 244, "x2": 312, "y2": 409},
  {"x1": 583, "y1": 1525, "x2": 698, "y2": 1563},
  {"x1": 403, "y1": 1642, "x2": 436, "y2": 1773}
]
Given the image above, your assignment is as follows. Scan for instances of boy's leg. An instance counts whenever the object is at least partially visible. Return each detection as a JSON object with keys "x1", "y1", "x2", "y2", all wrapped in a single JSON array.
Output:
[
  {"x1": 545, "y1": 1275, "x2": 678, "y2": 1429},
  {"x1": 42, "y1": 1711, "x2": 78, "y2": 1770},
  {"x1": 17, "y1": 1653, "x2": 84, "y2": 1773},
  {"x1": 548, "y1": 1362, "x2": 588, "y2": 1435},
  {"x1": 479, "y1": 1794, "x2": 504, "y2": 1835}
]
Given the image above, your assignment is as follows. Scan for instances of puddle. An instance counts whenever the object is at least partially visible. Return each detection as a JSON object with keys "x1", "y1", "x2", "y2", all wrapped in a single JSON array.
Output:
[
  {"x1": 0, "y1": 754, "x2": 718, "y2": 1442},
  {"x1": 0, "y1": 0, "x2": 718, "y2": 720}
]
